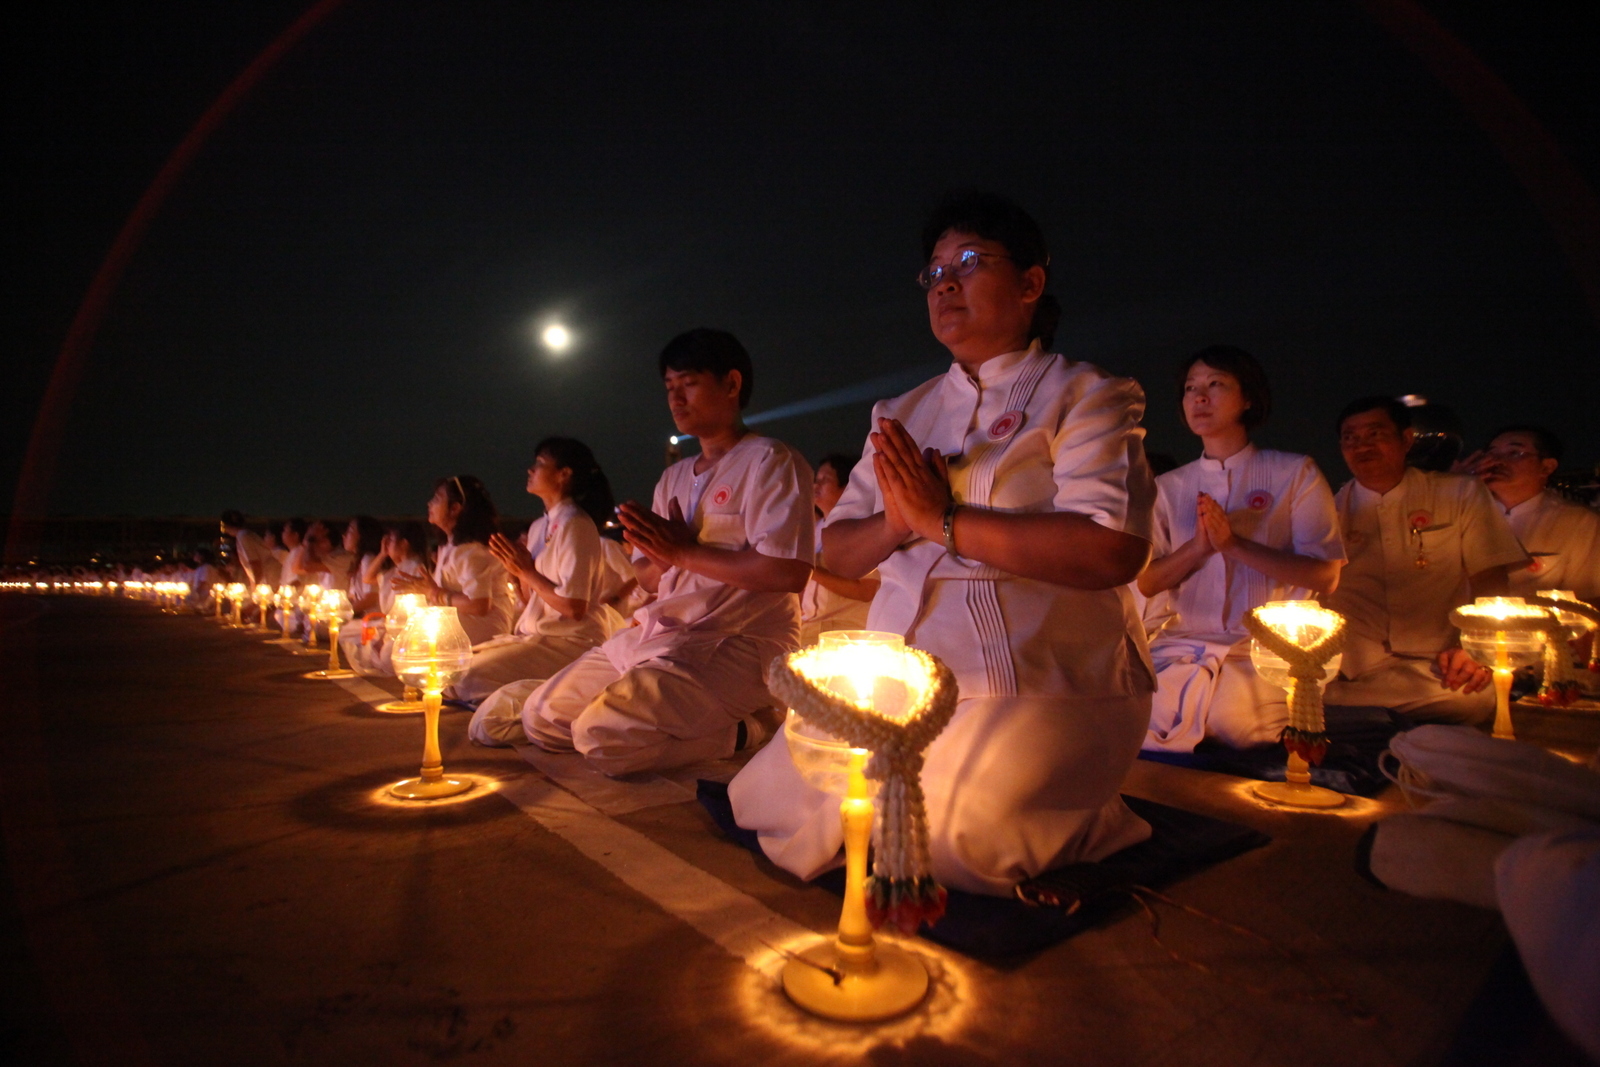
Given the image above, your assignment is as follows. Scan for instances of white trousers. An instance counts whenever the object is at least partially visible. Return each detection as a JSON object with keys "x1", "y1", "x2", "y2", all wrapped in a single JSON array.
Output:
[
  {"x1": 452, "y1": 633, "x2": 595, "y2": 706},
  {"x1": 729, "y1": 692, "x2": 1153, "y2": 897},
  {"x1": 1325, "y1": 654, "x2": 1494, "y2": 723},
  {"x1": 1143, "y1": 637, "x2": 1287, "y2": 752},
  {"x1": 520, "y1": 627, "x2": 784, "y2": 776}
]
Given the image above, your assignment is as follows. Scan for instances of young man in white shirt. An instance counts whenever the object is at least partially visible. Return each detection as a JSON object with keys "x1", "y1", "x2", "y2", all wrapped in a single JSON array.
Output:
[
  {"x1": 1471, "y1": 424, "x2": 1599, "y2": 602},
  {"x1": 519, "y1": 329, "x2": 813, "y2": 776},
  {"x1": 1324, "y1": 396, "x2": 1528, "y2": 722}
]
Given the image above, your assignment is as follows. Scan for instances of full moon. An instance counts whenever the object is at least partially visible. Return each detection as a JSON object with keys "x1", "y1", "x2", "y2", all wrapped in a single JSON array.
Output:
[{"x1": 541, "y1": 323, "x2": 571, "y2": 352}]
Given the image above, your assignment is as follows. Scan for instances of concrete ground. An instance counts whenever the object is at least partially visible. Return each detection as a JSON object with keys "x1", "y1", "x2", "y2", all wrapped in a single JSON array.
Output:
[{"x1": 1, "y1": 595, "x2": 1592, "y2": 1066}]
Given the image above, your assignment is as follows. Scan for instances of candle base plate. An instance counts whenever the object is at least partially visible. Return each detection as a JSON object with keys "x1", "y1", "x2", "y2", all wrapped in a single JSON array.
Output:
[
  {"x1": 304, "y1": 668, "x2": 357, "y2": 680},
  {"x1": 781, "y1": 940, "x2": 929, "y2": 1022},
  {"x1": 1252, "y1": 780, "x2": 1345, "y2": 808},
  {"x1": 388, "y1": 775, "x2": 472, "y2": 800}
]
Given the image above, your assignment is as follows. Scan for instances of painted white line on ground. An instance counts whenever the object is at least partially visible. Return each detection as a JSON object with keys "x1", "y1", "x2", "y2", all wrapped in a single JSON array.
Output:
[
  {"x1": 331, "y1": 673, "x2": 399, "y2": 709},
  {"x1": 496, "y1": 776, "x2": 810, "y2": 976},
  {"x1": 516, "y1": 745, "x2": 697, "y2": 815}
]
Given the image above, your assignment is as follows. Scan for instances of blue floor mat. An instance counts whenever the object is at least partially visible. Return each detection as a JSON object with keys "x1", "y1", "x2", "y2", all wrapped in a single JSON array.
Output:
[
  {"x1": 1137, "y1": 704, "x2": 1404, "y2": 797},
  {"x1": 697, "y1": 781, "x2": 1271, "y2": 959}
]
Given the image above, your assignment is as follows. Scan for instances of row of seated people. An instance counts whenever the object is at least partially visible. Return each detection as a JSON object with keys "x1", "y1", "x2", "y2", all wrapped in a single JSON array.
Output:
[{"x1": 220, "y1": 191, "x2": 1596, "y2": 902}]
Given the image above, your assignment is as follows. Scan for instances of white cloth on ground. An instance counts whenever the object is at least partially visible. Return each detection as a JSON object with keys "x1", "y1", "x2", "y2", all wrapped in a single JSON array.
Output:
[{"x1": 1363, "y1": 724, "x2": 1600, "y2": 1057}]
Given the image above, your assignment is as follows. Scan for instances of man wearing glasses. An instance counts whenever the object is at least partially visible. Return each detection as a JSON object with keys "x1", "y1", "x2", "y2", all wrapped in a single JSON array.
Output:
[
  {"x1": 1323, "y1": 396, "x2": 1528, "y2": 722},
  {"x1": 1472, "y1": 425, "x2": 1599, "y2": 602}
]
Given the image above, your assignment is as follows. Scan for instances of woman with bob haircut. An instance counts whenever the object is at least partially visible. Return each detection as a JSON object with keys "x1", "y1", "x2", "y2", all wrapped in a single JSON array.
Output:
[
  {"x1": 730, "y1": 190, "x2": 1160, "y2": 896},
  {"x1": 393, "y1": 474, "x2": 516, "y2": 646},
  {"x1": 1139, "y1": 345, "x2": 1344, "y2": 752}
]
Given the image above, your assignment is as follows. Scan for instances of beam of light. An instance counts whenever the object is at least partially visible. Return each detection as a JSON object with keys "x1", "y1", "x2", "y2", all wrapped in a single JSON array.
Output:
[
  {"x1": 541, "y1": 323, "x2": 571, "y2": 353},
  {"x1": 745, "y1": 362, "x2": 947, "y2": 427}
]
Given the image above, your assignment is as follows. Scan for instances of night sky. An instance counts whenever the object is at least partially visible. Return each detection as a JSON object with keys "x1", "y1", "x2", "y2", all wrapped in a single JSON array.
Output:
[{"x1": 7, "y1": 1, "x2": 1597, "y2": 525}]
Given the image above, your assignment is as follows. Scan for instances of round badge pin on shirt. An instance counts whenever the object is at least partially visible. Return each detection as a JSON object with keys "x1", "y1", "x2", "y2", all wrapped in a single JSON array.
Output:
[
  {"x1": 1247, "y1": 491, "x2": 1273, "y2": 511},
  {"x1": 710, "y1": 485, "x2": 732, "y2": 508},
  {"x1": 988, "y1": 410, "x2": 1025, "y2": 440}
]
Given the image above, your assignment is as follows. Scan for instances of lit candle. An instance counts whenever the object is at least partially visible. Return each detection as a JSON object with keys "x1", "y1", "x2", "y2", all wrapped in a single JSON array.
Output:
[
  {"x1": 1449, "y1": 597, "x2": 1555, "y2": 740},
  {"x1": 1245, "y1": 600, "x2": 1347, "y2": 809}
]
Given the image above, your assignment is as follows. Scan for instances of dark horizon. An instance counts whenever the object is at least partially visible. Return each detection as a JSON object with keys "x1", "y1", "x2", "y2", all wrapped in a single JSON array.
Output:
[{"x1": 8, "y1": 2, "x2": 1597, "y2": 531}]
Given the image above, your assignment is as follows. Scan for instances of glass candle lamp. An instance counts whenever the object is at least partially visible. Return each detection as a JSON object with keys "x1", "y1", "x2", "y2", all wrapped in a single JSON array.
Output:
[
  {"x1": 388, "y1": 606, "x2": 475, "y2": 799},
  {"x1": 376, "y1": 592, "x2": 430, "y2": 713},
  {"x1": 1246, "y1": 600, "x2": 1347, "y2": 809},
  {"x1": 304, "y1": 587, "x2": 356, "y2": 679},
  {"x1": 1450, "y1": 597, "x2": 1555, "y2": 740},
  {"x1": 773, "y1": 630, "x2": 956, "y2": 1022}
]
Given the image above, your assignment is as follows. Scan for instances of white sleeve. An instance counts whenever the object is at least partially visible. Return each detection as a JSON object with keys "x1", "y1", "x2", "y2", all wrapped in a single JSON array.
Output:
[
  {"x1": 1051, "y1": 374, "x2": 1154, "y2": 539},
  {"x1": 1150, "y1": 475, "x2": 1176, "y2": 557},
  {"x1": 1288, "y1": 456, "x2": 1346, "y2": 562},
  {"x1": 453, "y1": 544, "x2": 507, "y2": 600},
  {"x1": 825, "y1": 402, "x2": 886, "y2": 527},
  {"x1": 743, "y1": 447, "x2": 814, "y2": 562},
  {"x1": 1458, "y1": 478, "x2": 1532, "y2": 574},
  {"x1": 545, "y1": 514, "x2": 601, "y2": 600}
]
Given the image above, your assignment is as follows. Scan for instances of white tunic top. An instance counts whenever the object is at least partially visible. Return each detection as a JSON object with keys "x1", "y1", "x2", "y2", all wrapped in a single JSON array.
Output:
[
  {"x1": 828, "y1": 343, "x2": 1156, "y2": 699},
  {"x1": 233, "y1": 529, "x2": 269, "y2": 586},
  {"x1": 1501, "y1": 490, "x2": 1600, "y2": 602},
  {"x1": 310, "y1": 549, "x2": 354, "y2": 591},
  {"x1": 346, "y1": 552, "x2": 380, "y2": 609},
  {"x1": 1328, "y1": 467, "x2": 1527, "y2": 674},
  {"x1": 1150, "y1": 445, "x2": 1345, "y2": 643},
  {"x1": 376, "y1": 557, "x2": 425, "y2": 614},
  {"x1": 512, "y1": 499, "x2": 609, "y2": 644},
  {"x1": 279, "y1": 544, "x2": 309, "y2": 586},
  {"x1": 631, "y1": 433, "x2": 813, "y2": 648},
  {"x1": 597, "y1": 537, "x2": 635, "y2": 606},
  {"x1": 433, "y1": 540, "x2": 516, "y2": 645}
]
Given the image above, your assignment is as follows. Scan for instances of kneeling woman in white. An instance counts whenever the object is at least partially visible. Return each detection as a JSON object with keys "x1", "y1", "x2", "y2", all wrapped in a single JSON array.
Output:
[
  {"x1": 730, "y1": 191, "x2": 1157, "y2": 896},
  {"x1": 1140, "y1": 347, "x2": 1345, "y2": 752},
  {"x1": 393, "y1": 475, "x2": 516, "y2": 646},
  {"x1": 465, "y1": 438, "x2": 621, "y2": 738}
]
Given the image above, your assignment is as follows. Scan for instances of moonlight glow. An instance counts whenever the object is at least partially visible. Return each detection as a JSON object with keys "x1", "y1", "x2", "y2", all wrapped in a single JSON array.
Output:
[{"x1": 541, "y1": 323, "x2": 571, "y2": 353}]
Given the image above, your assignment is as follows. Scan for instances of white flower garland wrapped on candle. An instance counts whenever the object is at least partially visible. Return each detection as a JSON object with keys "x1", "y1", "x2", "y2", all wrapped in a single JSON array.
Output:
[{"x1": 765, "y1": 644, "x2": 959, "y2": 933}]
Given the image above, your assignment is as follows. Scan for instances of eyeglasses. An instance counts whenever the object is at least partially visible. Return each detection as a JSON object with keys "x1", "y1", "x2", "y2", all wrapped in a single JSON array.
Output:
[
  {"x1": 917, "y1": 249, "x2": 1012, "y2": 290},
  {"x1": 1483, "y1": 448, "x2": 1541, "y2": 463}
]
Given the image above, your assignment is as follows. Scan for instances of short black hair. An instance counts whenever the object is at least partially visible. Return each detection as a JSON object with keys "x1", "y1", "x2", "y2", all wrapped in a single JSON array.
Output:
[
  {"x1": 658, "y1": 328, "x2": 754, "y2": 409},
  {"x1": 282, "y1": 517, "x2": 309, "y2": 539},
  {"x1": 1177, "y1": 345, "x2": 1272, "y2": 429},
  {"x1": 920, "y1": 189, "x2": 1049, "y2": 270},
  {"x1": 920, "y1": 189, "x2": 1059, "y2": 349},
  {"x1": 1336, "y1": 395, "x2": 1412, "y2": 434},
  {"x1": 1490, "y1": 423, "x2": 1565, "y2": 462},
  {"x1": 817, "y1": 452, "x2": 860, "y2": 481},
  {"x1": 220, "y1": 509, "x2": 245, "y2": 529}
]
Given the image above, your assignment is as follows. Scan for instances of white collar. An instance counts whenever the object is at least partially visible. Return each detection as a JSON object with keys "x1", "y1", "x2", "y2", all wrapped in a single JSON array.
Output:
[
  {"x1": 1198, "y1": 442, "x2": 1257, "y2": 472},
  {"x1": 947, "y1": 339, "x2": 1043, "y2": 388}
]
